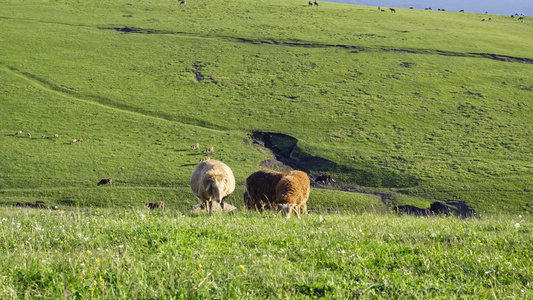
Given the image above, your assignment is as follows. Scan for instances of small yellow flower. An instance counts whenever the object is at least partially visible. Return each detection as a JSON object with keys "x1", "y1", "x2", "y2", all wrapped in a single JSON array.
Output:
[
  {"x1": 99, "y1": 276, "x2": 104, "y2": 282},
  {"x1": 96, "y1": 259, "x2": 100, "y2": 263},
  {"x1": 100, "y1": 283, "x2": 104, "y2": 286},
  {"x1": 198, "y1": 263, "x2": 202, "y2": 268},
  {"x1": 87, "y1": 250, "x2": 92, "y2": 254},
  {"x1": 133, "y1": 237, "x2": 136, "y2": 240},
  {"x1": 240, "y1": 265, "x2": 245, "y2": 270},
  {"x1": 356, "y1": 248, "x2": 361, "y2": 251},
  {"x1": 89, "y1": 288, "x2": 94, "y2": 291},
  {"x1": 60, "y1": 241, "x2": 63, "y2": 244}
]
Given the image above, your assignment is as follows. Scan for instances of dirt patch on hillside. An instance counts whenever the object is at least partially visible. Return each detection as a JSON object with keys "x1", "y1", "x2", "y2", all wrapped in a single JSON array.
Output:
[{"x1": 251, "y1": 131, "x2": 475, "y2": 217}]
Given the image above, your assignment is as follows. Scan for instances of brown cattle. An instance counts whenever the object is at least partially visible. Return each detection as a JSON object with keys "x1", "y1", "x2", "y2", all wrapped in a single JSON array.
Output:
[{"x1": 97, "y1": 178, "x2": 113, "y2": 186}]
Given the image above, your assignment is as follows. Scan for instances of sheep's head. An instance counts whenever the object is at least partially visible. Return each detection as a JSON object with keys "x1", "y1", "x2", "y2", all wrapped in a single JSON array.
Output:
[
  {"x1": 277, "y1": 203, "x2": 298, "y2": 219},
  {"x1": 206, "y1": 178, "x2": 229, "y2": 203}
]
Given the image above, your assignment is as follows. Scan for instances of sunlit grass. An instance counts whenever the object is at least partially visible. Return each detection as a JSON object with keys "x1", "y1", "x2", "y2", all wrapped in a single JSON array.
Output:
[{"x1": 1, "y1": 207, "x2": 532, "y2": 298}]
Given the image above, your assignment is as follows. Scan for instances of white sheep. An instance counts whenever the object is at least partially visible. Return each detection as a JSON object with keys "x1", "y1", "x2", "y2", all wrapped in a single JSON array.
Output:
[
  {"x1": 190, "y1": 158, "x2": 235, "y2": 214},
  {"x1": 203, "y1": 146, "x2": 214, "y2": 153}
]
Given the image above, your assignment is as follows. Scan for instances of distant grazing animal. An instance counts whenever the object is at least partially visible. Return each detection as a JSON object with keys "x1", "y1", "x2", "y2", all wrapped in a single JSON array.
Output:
[
  {"x1": 41, "y1": 135, "x2": 45, "y2": 139},
  {"x1": 71, "y1": 139, "x2": 78, "y2": 144},
  {"x1": 409, "y1": 7, "x2": 413, "y2": 9},
  {"x1": 389, "y1": 8, "x2": 396, "y2": 13},
  {"x1": 15, "y1": 130, "x2": 22, "y2": 135},
  {"x1": 190, "y1": 158, "x2": 235, "y2": 214},
  {"x1": 54, "y1": 134, "x2": 59, "y2": 138},
  {"x1": 245, "y1": 169, "x2": 286, "y2": 212},
  {"x1": 381, "y1": 10, "x2": 385, "y2": 12},
  {"x1": 146, "y1": 201, "x2": 165, "y2": 211},
  {"x1": 97, "y1": 178, "x2": 113, "y2": 186},
  {"x1": 179, "y1": 0, "x2": 185, "y2": 5},
  {"x1": 460, "y1": 10, "x2": 464, "y2": 12},
  {"x1": 203, "y1": 146, "x2": 214, "y2": 153},
  {"x1": 481, "y1": 19, "x2": 486, "y2": 21},
  {"x1": 518, "y1": 17, "x2": 524, "y2": 20},
  {"x1": 191, "y1": 143, "x2": 200, "y2": 150},
  {"x1": 77, "y1": 138, "x2": 83, "y2": 142},
  {"x1": 200, "y1": 157, "x2": 211, "y2": 162},
  {"x1": 314, "y1": 174, "x2": 334, "y2": 184},
  {"x1": 378, "y1": 6, "x2": 380, "y2": 10},
  {"x1": 511, "y1": 15, "x2": 514, "y2": 18},
  {"x1": 488, "y1": 17, "x2": 492, "y2": 21},
  {"x1": 308, "y1": 1, "x2": 313, "y2": 6},
  {"x1": 27, "y1": 133, "x2": 31, "y2": 138},
  {"x1": 275, "y1": 170, "x2": 310, "y2": 218},
  {"x1": 313, "y1": 0, "x2": 318, "y2": 6}
]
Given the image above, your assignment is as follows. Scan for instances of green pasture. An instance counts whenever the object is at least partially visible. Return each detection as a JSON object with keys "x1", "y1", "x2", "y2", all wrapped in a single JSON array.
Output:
[
  {"x1": 1, "y1": 0, "x2": 533, "y2": 213},
  {"x1": 1, "y1": 208, "x2": 532, "y2": 298}
]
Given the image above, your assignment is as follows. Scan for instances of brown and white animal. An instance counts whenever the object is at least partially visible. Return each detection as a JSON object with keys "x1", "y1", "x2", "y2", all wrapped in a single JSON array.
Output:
[
  {"x1": 71, "y1": 139, "x2": 78, "y2": 144},
  {"x1": 389, "y1": 8, "x2": 396, "y2": 13},
  {"x1": 203, "y1": 146, "x2": 214, "y2": 153},
  {"x1": 314, "y1": 174, "x2": 335, "y2": 184},
  {"x1": 245, "y1": 169, "x2": 286, "y2": 212},
  {"x1": 97, "y1": 178, "x2": 113, "y2": 186},
  {"x1": 146, "y1": 201, "x2": 165, "y2": 211},
  {"x1": 191, "y1": 143, "x2": 200, "y2": 150},
  {"x1": 190, "y1": 158, "x2": 235, "y2": 214},
  {"x1": 200, "y1": 156, "x2": 211, "y2": 162},
  {"x1": 275, "y1": 170, "x2": 310, "y2": 218},
  {"x1": 54, "y1": 134, "x2": 59, "y2": 138},
  {"x1": 15, "y1": 130, "x2": 22, "y2": 135}
]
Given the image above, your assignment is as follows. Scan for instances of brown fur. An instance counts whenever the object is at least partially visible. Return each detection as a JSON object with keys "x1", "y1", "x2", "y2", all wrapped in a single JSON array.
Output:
[
  {"x1": 275, "y1": 170, "x2": 310, "y2": 217},
  {"x1": 200, "y1": 157, "x2": 211, "y2": 162},
  {"x1": 97, "y1": 178, "x2": 113, "y2": 186},
  {"x1": 203, "y1": 146, "x2": 214, "y2": 153},
  {"x1": 245, "y1": 170, "x2": 286, "y2": 212},
  {"x1": 191, "y1": 143, "x2": 200, "y2": 150},
  {"x1": 15, "y1": 130, "x2": 22, "y2": 135},
  {"x1": 315, "y1": 174, "x2": 334, "y2": 184}
]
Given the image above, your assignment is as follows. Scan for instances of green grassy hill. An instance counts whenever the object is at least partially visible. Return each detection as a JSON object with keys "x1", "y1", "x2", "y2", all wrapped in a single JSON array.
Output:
[{"x1": 1, "y1": 0, "x2": 532, "y2": 213}]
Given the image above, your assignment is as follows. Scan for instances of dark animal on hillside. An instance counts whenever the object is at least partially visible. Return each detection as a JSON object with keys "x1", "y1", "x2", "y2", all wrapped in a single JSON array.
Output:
[
  {"x1": 313, "y1": 1, "x2": 318, "y2": 6},
  {"x1": 488, "y1": 17, "x2": 492, "y2": 21},
  {"x1": 460, "y1": 10, "x2": 464, "y2": 12},
  {"x1": 146, "y1": 201, "x2": 165, "y2": 211},
  {"x1": 97, "y1": 178, "x2": 113, "y2": 186},
  {"x1": 245, "y1": 169, "x2": 286, "y2": 212},
  {"x1": 389, "y1": 8, "x2": 396, "y2": 13},
  {"x1": 308, "y1": 1, "x2": 313, "y2": 6},
  {"x1": 518, "y1": 17, "x2": 524, "y2": 20},
  {"x1": 481, "y1": 19, "x2": 486, "y2": 21},
  {"x1": 314, "y1": 174, "x2": 334, "y2": 184},
  {"x1": 511, "y1": 15, "x2": 514, "y2": 18},
  {"x1": 179, "y1": 0, "x2": 186, "y2": 5}
]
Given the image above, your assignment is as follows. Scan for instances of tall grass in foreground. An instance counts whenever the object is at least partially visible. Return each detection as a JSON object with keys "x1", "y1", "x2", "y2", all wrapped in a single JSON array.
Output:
[{"x1": 1, "y1": 208, "x2": 531, "y2": 299}]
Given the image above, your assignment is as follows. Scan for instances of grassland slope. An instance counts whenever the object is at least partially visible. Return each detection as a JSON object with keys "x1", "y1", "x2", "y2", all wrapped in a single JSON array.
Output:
[{"x1": 1, "y1": 0, "x2": 532, "y2": 213}]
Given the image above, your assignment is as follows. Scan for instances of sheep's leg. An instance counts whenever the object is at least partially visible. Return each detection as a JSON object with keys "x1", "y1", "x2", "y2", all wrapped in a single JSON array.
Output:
[{"x1": 220, "y1": 201, "x2": 225, "y2": 211}]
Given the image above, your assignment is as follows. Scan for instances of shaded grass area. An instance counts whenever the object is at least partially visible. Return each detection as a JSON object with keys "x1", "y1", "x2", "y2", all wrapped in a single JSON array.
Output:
[
  {"x1": 1, "y1": 0, "x2": 533, "y2": 214},
  {"x1": 1, "y1": 208, "x2": 532, "y2": 298}
]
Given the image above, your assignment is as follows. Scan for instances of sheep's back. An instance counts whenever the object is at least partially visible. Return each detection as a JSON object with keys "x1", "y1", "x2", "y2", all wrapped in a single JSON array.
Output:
[
  {"x1": 245, "y1": 170, "x2": 285, "y2": 206},
  {"x1": 190, "y1": 159, "x2": 235, "y2": 200},
  {"x1": 275, "y1": 170, "x2": 310, "y2": 206}
]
